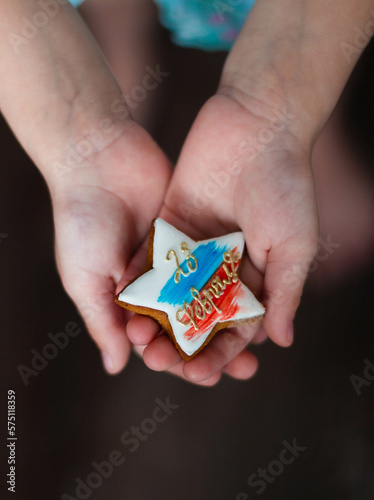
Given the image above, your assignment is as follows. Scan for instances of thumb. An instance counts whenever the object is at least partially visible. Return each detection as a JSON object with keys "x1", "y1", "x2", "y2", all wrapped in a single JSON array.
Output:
[
  {"x1": 261, "y1": 236, "x2": 318, "y2": 347},
  {"x1": 65, "y1": 271, "x2": 131, "y2": 374}
]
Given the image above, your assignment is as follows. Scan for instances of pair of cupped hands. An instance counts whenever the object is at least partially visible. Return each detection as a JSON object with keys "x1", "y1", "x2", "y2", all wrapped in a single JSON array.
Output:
[{"x1": 52, "y1": 90, "x2": 319, "y2": 386}]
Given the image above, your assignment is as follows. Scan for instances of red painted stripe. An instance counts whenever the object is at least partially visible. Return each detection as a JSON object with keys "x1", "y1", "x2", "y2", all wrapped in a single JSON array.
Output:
[{"x1": 180, "y1": 249, "x2": 243, "y2": 342}]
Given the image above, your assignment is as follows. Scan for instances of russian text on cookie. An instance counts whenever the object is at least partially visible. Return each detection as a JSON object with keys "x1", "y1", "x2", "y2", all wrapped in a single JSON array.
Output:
[{"x1": 117, "y1": 219, "x2": 265, "y2": 359}]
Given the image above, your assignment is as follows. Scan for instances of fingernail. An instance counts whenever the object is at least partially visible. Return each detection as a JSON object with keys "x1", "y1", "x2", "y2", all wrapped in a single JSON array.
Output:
[
  {"x1": 101, "y1": 351, "x2": 113, "y2": 373},
  {"x1": 286, "y1": 322, "x2": 294, "y2": 345}
]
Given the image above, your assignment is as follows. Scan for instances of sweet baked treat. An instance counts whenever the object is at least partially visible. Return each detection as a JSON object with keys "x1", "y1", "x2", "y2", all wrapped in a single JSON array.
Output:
[{"x1": 115, "y1": 219, "x2": 265, "y2": 360}]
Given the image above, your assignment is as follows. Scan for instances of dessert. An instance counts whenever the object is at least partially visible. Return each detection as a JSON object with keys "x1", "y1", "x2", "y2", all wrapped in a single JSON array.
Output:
[{"x1": 115, "y1": 219, "x2": 265, "y2": 360}]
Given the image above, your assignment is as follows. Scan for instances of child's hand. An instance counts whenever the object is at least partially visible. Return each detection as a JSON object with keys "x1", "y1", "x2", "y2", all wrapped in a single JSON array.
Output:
[
  {"x1": 0, "y1": 2, "x2": 172, "y2": 374},
  {"x1": 0, "y1": 2, "x2": 174, "y2": 375},
  {"x1": 52, "y1": 122, "x2": 171, "y2": 374},
  {"x1": 127, "y1": 93, "x2": 318, "y2": 385}
]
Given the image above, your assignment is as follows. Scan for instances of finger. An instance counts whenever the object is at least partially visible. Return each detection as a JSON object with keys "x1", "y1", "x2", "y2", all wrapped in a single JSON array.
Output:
[
  {"x1": 183, "y1": 324, "x2": 260, "y2": 383},
  {"x1": 70, "y1": 274, "x2": 131, "y2": 374},
  {"x1": 142, "y1": 333, "x2": 182, "y2": 371},
  {"x1": 165, "y1": 362, "x2": 222, "y2": 386},
  {"x1": 262, "y1": 238, "x2": 317, "y2": 347},
  {"x1": 126, "y1": 314, "x2": 161, "y2": 345},
  {"x1": 116, "y1": 237, "x2": 150, "y2": 294},
  {"x1": 132, "y1": 345, "x2": 221, "y2": 386},
  {"x1": 251, "y1": 327, "x2": 268, "y2": 345},
  {"x1": 222, "y1": 349, "x2": 258, "y2": 380},
  {"x1": 239, "y1": 251, "x2": 264, "y2": 298}
]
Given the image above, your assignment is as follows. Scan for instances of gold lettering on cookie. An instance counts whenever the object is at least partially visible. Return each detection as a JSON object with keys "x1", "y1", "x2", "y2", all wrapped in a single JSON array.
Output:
[
  {"x1": 166, "y1": 242, "x2": 198, "y2": 283},
  {"x1": 222, "y1": 251, "x2": 239, "y2": 286},
  {"x1": 207, "y1": 276, "x2": 225, "y2": 299},
  {"x1": 175, "y1": 250, "x2": 240, "y2": 331},
  {"x1": 176, "y1": 302, "x2": 198, "y2": 330}
]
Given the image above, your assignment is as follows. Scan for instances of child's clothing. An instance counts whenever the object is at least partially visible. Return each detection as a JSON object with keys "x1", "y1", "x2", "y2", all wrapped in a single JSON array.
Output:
[
  {"x1": 69, "y1": 0, "x2": 84, "y2": 7},
  {"x1": 68, "y1": 0, "x2": 256, "y2": 51},
  {"x1": 152, "y1": 0, "x2": 255, "y2": 50}
]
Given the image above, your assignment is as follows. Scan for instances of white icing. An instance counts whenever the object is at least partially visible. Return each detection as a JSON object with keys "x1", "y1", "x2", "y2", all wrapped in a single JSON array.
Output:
[{"x1": 118, "y1": 219, "x2": 265, "y2": 357}]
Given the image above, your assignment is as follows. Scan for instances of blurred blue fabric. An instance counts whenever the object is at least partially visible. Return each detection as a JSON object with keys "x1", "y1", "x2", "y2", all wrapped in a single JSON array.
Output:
[
  {"x1": 155, "y1": 0, "x2": 255, "y2": 50},
  {"x1": 68, "y1": 0, "x2": 256, "y2": 51},
  {"x1": 69, "y1": 0, "x2": 84, "y2": 6}
]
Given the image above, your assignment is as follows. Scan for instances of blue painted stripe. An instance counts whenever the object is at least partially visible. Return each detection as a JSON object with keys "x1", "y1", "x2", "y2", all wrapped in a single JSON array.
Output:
[{"x1": 157, "y1": 241, "x2": 229, "y2": 306}]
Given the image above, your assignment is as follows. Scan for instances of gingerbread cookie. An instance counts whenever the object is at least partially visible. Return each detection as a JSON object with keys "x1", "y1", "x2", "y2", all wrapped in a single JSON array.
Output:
[{"x1": 115, "y1": 219, "x2": 265, "y2": 360}]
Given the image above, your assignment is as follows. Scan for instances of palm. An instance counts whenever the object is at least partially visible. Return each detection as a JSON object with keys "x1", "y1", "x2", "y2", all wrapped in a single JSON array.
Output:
[
  {"x1": 128, "y1": 95, "x2": 318, "y2": 384},
  {"x1": 53, "y1": 123, "x2": 171, "y2": 373}
]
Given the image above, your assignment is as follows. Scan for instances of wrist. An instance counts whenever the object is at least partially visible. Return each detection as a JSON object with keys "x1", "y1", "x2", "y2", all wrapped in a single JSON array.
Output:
[
  {"x1": 217, "y1": 72, "x2": 316, "y2": 152},
  {"x1": 220, "y1": 0, "x2": 374, "y2": 148},
  {"x1": 36, "y1": 91, "x2": 132, "y2": 194},
  {"x1": 0, "y1": 0, "x2": 133, "y2": 193}
]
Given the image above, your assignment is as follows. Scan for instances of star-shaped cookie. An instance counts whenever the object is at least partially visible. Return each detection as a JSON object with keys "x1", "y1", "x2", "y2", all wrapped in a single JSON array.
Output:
[{"x1": 115, "y1": 219, "x2": 265, "y2": 360}]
